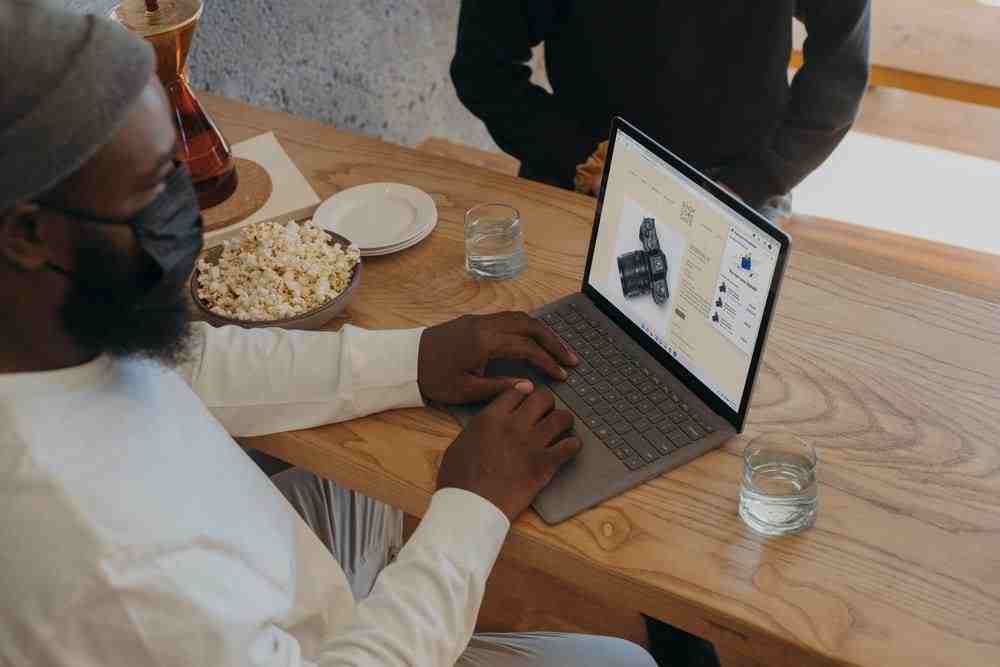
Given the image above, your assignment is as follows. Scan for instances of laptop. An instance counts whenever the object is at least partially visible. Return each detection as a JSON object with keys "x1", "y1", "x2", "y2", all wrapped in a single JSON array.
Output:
[{"x1": 450, "y1": 117, "x2": 791, "y2": 524}]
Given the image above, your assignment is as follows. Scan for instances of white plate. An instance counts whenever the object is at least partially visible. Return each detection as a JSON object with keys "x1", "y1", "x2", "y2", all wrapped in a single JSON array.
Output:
[
  {"x1": 314, "y1": 183, "x2": 437, "y2": 250},
  {"x1": 361, "y1": 217, "x2": 436, "y2": 257}
]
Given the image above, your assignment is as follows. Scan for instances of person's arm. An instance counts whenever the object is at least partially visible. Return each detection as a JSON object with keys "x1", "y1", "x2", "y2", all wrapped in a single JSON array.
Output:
[
  {"x1": 715, "y1": 0, "x2": 871, "y2": 208},
  {"x1": 62, "y1": 489, "x2": 508, "y2": 667},
  {"x1": 179, "y1": 313, "x2": 578, "y2": 438},
  {"x1": 451, "y1": 0, "x2": 595, "y2": 185},
  {"x1": 178, "y1": 322, "x2": 424, "y2": 437}
]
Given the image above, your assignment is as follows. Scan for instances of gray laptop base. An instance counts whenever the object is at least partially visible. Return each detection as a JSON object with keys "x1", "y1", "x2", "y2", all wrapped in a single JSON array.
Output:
[{"x1": 447, "y1": 292, "x2": 736, "y2": 525}]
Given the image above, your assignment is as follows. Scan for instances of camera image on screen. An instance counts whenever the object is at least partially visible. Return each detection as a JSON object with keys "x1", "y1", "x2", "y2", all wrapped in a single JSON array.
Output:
[{"x1": 617, "y1": 217, "x2": 669, "y2": 306}]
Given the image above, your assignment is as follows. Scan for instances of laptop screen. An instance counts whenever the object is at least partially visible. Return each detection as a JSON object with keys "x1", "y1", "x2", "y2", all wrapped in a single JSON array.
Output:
[{"x1": 585, "y1": 127, "x2": 782, "y2": 412}]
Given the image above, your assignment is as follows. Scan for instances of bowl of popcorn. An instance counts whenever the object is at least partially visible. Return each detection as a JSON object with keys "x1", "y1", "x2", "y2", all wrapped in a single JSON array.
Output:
[{"x1": 191, "y1": 219, "x2": 361, "y2": 330}]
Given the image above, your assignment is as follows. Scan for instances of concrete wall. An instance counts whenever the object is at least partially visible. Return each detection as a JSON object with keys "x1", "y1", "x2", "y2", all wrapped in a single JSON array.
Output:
[{"x1": 65, "y1": 0, "x2": 500, "y2": 150}]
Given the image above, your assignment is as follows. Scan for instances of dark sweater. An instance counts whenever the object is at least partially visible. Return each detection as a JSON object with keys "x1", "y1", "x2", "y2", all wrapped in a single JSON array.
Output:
[{"x1": 451, "y1": 1, "x2": 870, "y2": 208}]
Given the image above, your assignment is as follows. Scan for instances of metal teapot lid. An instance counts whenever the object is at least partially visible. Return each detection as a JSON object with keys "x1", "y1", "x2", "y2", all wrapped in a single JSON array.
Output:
[{"x1": 110, "y1": 0, "x2": 203, "y2": 38}]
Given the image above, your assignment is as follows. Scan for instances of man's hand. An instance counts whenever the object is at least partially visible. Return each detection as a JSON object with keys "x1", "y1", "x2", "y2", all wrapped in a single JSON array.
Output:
[
  {"x1": 436, "y1": 387, "x2": 581, "y2": 521},
  {"x1": 589, "y1": 172, "x2": 603, "y2": 196},
  {"x1": 418, "y1": 312, "x2": 578, "y2": 405}
]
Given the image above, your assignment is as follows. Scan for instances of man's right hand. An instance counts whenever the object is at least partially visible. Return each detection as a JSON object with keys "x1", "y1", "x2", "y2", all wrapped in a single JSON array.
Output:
[{"x1": 436, "y1": 387, "x2": 581, "y2": 521}]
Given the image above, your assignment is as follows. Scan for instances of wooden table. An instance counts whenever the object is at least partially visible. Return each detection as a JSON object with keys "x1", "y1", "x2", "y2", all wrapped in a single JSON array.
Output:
[
  {"x1": 205, "y1": 94, "x2": 1000, "y2": 667},
  {"x1": 791, "y1": 0, "x2": 1000, "y2": 108}
]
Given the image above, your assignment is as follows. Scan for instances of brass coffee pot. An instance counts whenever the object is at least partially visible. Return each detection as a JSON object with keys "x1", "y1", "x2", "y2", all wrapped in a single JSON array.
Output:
[{"x1": 111, "y1": 0, "x2": 237, "y2": 209}]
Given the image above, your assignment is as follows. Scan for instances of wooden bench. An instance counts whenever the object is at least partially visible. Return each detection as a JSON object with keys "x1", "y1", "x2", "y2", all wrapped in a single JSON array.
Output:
[{"x1": 792, "y1": 0, "x2": 1000, "y2": 108}]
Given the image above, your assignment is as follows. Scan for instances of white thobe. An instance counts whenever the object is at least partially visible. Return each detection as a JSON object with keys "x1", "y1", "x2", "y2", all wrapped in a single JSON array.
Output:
[{"x1": 0, "y1": 323, "x2": 509, "y2": 666}]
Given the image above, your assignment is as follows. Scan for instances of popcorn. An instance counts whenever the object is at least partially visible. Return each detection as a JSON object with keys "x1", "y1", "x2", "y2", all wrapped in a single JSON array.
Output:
[{"x1": 196, "y1": 220, "x2": 360, "y2": 321}]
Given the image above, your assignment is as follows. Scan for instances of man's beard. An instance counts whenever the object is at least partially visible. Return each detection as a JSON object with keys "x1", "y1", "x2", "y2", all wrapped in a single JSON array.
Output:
[{"x1": 59, "y1": 234, "x2": 194, "y2": 367}]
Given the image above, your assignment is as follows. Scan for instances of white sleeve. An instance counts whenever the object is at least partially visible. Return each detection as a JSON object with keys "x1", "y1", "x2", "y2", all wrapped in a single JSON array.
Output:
[
  {"x1": 53, "y1": 491, "x2": 507, "y2": 667},
  {"x1": 178, "y1": 322, "x2": 426, "y2": 437},
  {"x1": 310, "y1": 489, "x2": 510, "y2": 667}
]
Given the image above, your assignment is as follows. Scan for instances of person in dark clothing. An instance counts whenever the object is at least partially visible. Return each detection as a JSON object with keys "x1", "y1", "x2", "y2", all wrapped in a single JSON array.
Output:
[{"x1": 450, "y1": 1, "x2": 871, "y2": 216}]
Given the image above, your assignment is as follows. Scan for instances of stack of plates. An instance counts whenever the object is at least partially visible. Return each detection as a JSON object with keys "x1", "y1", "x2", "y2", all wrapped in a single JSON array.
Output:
[{"x1": 313, "y1": 183, "x2": 438, "y2": 257}]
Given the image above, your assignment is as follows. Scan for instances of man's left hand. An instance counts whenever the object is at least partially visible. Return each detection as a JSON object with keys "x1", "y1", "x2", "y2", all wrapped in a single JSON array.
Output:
[{"x1": 418, "y1": 312, "x2": 578, "y2": 405}]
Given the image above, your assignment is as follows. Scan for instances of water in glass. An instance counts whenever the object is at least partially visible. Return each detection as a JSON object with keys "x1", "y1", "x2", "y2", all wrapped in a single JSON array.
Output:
[
  {"x1": 739, "y1": 433, "x2": 817, "y2": 536},
  {"x1": 465, "y1": 204, "x2": 525, "y2": 280}
]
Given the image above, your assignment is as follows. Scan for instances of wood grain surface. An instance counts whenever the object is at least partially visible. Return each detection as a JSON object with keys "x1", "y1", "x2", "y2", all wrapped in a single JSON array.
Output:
[
  {"x1": 201, "y1": 157, "x2": 272, "y2": 233},
  {"x1": 205, "y1": 94, "x2": 1000, "y2": 667}
]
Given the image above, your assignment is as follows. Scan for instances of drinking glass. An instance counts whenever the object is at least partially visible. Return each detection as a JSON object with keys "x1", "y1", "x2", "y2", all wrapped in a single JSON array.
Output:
[
  {"x1": 739, "y1": 432, "x2": 818, "y2": 536},
  {"x1": 464, "y1": 203, "x2": 525, "y2": 280}
]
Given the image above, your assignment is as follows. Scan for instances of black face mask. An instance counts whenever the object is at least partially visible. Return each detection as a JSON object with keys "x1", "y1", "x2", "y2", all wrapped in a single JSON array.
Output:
[
  {"x1": 43, "y1": 165, "x2": 204, "y2": 364},
  {"x1": 46, "y1": 164, "x2": 204, "y2": 298}
]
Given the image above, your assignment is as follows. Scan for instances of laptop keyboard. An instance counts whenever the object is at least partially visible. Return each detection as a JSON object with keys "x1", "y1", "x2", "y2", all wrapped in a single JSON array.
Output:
[{"x1": 541, "y1": 303, "x2": 717, "y2": 471}]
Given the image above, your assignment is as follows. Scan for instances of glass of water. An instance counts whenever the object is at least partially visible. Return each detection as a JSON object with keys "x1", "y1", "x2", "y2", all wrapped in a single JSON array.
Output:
[
  {"x1": 738, "y1": 432, "x2": 818, "y2": 536},
  {"x1": 465, "y1": 203, "x2": 525, "y2": 280}
]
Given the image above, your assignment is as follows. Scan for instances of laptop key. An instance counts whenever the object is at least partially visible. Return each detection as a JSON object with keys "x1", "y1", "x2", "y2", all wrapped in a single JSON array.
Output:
[
  {"x1": 612, "y1": 446, "x2": 633, "y2": 460},
  {"x1": 634, "y1": 399, "x2": 655, "y2": 414},
  {"x1": 593, "y1": 402, "x2": 617, "y2": 417},
  {"x1": 622, "y1": 454, "x2": 646, "y2": 471},
  {"x1": 620, "y1": 408, "x2": 642, "y2": 422},
  {"x1": 625, "y1": 390, "x2": 643, "y2": 404},
  {"x1": 611, "y1": 356, "x2": 632, "y2": 369},
  {"x1": 605, "y1": 432, "x2": 624, "y2": 447},
  {"x1": 625, "y1": 432, "x2": 661, "y2": 462},
  {"x1": 648, "y1": 437, "x2": 675, "y2": 456},
  {"x1": 583, "y1": 393, "x2": 602, "y2": 406},
  {"x1": 605, "y1": 371, "x2": 625, "y2": 385},
  {"x1": 591, "y1": 381, "x2": 613, "y2": 394},
  {"x1": 631, "y1": 417, "x2": 652, "y2": 432},
  {"x1": 638, "y1": 380, "x2": 657, "y2": 394},
  {"x1": 566, "y1": 374, "x2": 587, "y2": 389},
  {"x1": 692, "y1": 414, "x2": 715, "y2": 431},
  {"x1": 582, "y1": 415, "x2": 604, "y2": 430},
  {"x1": 681, "y1": 423, "x2": 704, "y2": 440},
  {"x1": 597, "y1": 359, "x2": 617, "y2": 373},
  {"x1": 670, "y1": 411, "x2": 687, "y2": 423},
  {"x1": 611, "y1": 420, "x2": 634, "y2": 435},
  {"x1": 666, "y1": 430, "x2": 690, "y2": 447},
  {"x1": 594, "y1": 424, "x2": 614, "y2": 441},
  {"x1": 561, "y1": 334, "x2": 582, "y2": 348},
  {"x1": 649, "y1": 390, "x2": 670, "y2": 405}
]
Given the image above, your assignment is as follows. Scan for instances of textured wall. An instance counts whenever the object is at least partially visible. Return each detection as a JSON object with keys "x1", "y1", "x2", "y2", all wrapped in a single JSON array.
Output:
[{"x1": 65, "y1": 0, "x2": 499, "y2": 150}]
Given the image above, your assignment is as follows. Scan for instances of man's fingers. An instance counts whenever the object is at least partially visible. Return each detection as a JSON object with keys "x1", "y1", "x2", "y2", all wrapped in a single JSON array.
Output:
[
  {"x1": 460, "y1": 375, "x2": 533, "y2": 403},
  {"x1": 515, "y1": 387, "x2": 556, "y2": 425},
  {"x1": 485, "y1": 386, "x2": 531, "y2": 415},
  {"x1": 535, "y1": 409, "x2": 574, "y2": 447},
  {"x1": 492, "y1": 312, "x2": 577, "y2": 366},
  {"x1": 540, "y1": 436, "x2": 583, "y2": 479},
  {"x1": 495, "y1": 335, "x2": 568, "y2": 381}
]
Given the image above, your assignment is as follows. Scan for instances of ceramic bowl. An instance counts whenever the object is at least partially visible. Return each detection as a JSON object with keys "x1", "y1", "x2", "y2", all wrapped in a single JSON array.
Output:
[{"x1": 189, "y1": 230, "x2": 360, "y2": 330}]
